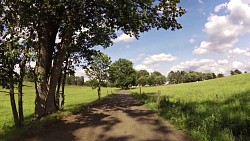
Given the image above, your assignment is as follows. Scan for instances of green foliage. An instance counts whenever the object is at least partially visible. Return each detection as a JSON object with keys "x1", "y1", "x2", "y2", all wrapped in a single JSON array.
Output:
[
  {"x1": 65, "y1": 75, "x2": 84, "y2": 86},
  {"x1": 84, "y1": 79, "x2": 99, "y2": 88},
  {"x1": 109, "y1": 58, "x2": 136, "y2": 89},
  {"x1": 135, "y1": 70, "x2": 167, "y2": 86},
  {"x1": 147, "y1": 71, "x2": 167, "y2": 86},
  {"x1": 230, "y1": 69, "x2": 242, "y2": 75},
  {"x1": 167, "y1": 70, "x2": 217, "y2": 84},
  {"x1": 85, "y1": 53, "x2": 111, "y2": 86},
  {"x1": 217, "y1": 73, "x2": 225, "y2": 78},
  {"x1": 131, "y1": 73, "x2": 250, "y2": 141},
  {"x1": 136, "y1": 70, "x2": 150, "y2": 86},
  {"x1": 137, "y1": 76, "x2": 148, "y2": 86}
]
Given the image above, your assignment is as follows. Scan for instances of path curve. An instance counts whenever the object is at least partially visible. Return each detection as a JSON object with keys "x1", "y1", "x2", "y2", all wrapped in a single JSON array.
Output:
[{"x1": 22, "y1": 90, "x2": 195, "y2": 141}]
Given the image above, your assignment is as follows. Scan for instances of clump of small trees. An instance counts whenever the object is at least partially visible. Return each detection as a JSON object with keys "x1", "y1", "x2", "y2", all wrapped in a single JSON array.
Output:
[
  {"x1": 230, "y1": 69, "x2": 242, "y2": 75},
  {"x1": 167, "y1": 71, "x2": 217, "y2": 84}
]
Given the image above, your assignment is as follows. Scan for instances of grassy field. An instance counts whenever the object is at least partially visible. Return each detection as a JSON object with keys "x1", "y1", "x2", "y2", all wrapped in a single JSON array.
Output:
[
  {"x1": 130, "y1": 73, "x2": 250, "y2": 141},
  {"x1": 0, "y1": 82, "x2": 118, "y2": 141}
]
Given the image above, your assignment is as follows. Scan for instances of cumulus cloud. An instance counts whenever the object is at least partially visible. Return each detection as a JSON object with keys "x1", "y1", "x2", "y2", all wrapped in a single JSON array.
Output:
[
  {"x1": 230, "y1": 61, "x2": 250, "y2": 72},
  {"x1": 218, "y1": 59, "x2": 229, "y2": 65},
  {"x1": 214, "y1": 3, "x2": 228, "y2": 12},
  {"x1": 112, "y1": 33, "x2": 136, "y2": 43},
  {"x1": 134, "y1": 64, "x2": 154, "y2": 73},
  {"x1": 170, "y1": 58, "x2": 250, "y2": 75},
  {"x1": 198, "y1": 0, "x2": 203, "y2": 4},
  {"x1": 231, "y1": 61, "x2": 243, "y2": 69},
  {"x1": 143, "y1": 53, "x2": 177, "y2": 65},
  {"x1": 194, "y1": 0, "x2": 250, "y2": 54},
  {"x1": 228, "y1": 48, "x2": 250, "y2": 57},
  {"x1": 170, "y1": 59, "x2": 230, "y2": 74}
]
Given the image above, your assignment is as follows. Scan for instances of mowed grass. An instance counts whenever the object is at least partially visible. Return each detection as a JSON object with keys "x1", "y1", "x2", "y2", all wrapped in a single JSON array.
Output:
[
  {"x1": 131, "y1": 73, "x2": 250, "y2": 141},
  {"x1": 0, "y1": 82, "x2": 118, "y2": 141}
]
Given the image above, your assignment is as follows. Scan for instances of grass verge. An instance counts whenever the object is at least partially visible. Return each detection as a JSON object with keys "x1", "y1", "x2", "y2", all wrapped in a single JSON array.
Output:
[{"x1": 131, "y1": 73, "x2": 250, "y2": 141}]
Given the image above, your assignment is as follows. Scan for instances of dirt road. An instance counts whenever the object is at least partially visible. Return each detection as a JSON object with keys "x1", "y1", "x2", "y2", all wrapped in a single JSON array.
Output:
[{"x1": 23, "y1": 90, "x2": 194, "y2": 141}]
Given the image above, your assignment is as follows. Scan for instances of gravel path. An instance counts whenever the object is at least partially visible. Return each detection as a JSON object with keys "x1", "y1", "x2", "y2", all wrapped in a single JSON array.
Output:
[{"x1": 22, "y1": 90, "x2": 195, "y2": 141}]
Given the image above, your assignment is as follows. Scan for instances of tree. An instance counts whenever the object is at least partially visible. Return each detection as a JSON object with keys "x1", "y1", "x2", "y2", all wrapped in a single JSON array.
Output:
[
  {"x1": 85, "y1": 53, "x2": 111, "y2": 100},
  {"x1": 136, "y1": 70, "x2": 149, "y2": 86},
  {"x1": 150, "y1": 71, "x2": 167, "y2": 85},
  {"x1": 217, "y1": 73, "x2": 224, "y2": 78},
  {"x1": 203, "y1": 73, "x2": 214, "y2": 80},
  {"x1": 156, "y1": 75, "x2": 167, "y2": 85},
  {"x1": 137, "y1": 76, "x2": 148, "y2": 86},
  {"x1": 167, "y1": 70, "x2": 186, "y2": 84},
  {"x1": 1, "y1": 0, "x2": 186, "y2": 119},
  {"x1": 109, "y1": 58, "x2": 136, "y2": 89},
  {"x1": 212, "y1": 73, "x2": 217, "y2": 79},
  {"x1": 230, "y1": 69, "x2": 242, "y2": 75},
  {"x1": 0, "y1": 20, "x2": 35, "y2": 127}
]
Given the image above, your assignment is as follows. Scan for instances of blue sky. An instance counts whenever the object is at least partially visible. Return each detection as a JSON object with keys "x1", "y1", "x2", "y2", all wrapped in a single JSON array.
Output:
[{"x1": 76, "y1": 0, "x2": 250, "y2": 77}]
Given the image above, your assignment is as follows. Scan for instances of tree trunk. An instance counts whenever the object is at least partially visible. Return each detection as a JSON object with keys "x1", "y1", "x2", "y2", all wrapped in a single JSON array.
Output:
[
  {"x1": 34, "y1": 52, "x2": 48, "y2": 119},
  {"x1": 18, "y1": 59, "x2": 26, "y2": 126},
  {"x1": 9, "y1": 69, "x2": 20, "y2": 127},
  {"x1": 98, "y1": 84, "x2": 101, "y2": 101},
  {"x1": 46, "y1": 31, "x2": 73, "y2": 113},
  {"x1": 61, "y1": 53, "x2": 70, "y2": 109},
  {"x1": 55, "y1": 72, "x2": 62, "y2": 110},
  {"x1": 34, "y1": 19, "x2": 59, "y2": 119},
  {"x1": 34, "y1": 29, "x2": 51, "y2": 119}
]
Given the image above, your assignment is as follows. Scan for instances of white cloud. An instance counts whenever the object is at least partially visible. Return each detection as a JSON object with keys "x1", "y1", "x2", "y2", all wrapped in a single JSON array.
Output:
[
  {"x1": 170, "y1": 59, "x2": 229, "y2": 74},
  {"x1": 218, "y1": 59, "x2": 229, "y2": 65},
  {"x1": 170, "y1": 59, "x2": 250, "y2": 75},
  {"x1": 214, "y1": 3, "x2": 228, "y2": 12},
  {"x1": 194, "y1": 0, "x2": 250, "y2": 54},
  {"x1": 198, "y1": 0, "x2": 203, "y2": 4},
  {"x1": 232, "y1": 61, "x2": 243, "y2": 69},
  {"x1": 143, "y1": 53, "x2": 177, "y2": 65},
  {"x1": 134, "y1": 64, "x2": 154, "y2": 73},
  {"x1": 230, "y1": 61, "x2": 250, "y2": 72},
  {"x1": 228, "y1": 48, "x2": 250, "y2": 57},
  {"x1": 112, "y1": 33, "x2": 136, "y2": 43}
]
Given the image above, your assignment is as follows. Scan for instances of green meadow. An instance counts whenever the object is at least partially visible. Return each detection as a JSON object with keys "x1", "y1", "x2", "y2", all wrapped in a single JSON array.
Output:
[
  {"x1": 131, "y1": 73, "x2": 250, "y2": 141},
  {"x1": 0, "y1": 83, "x2": 118, "y2": 141}
]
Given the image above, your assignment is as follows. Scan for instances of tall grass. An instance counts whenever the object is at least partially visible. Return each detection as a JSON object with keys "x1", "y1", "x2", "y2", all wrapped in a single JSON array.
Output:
[
  {"x1": 0, "y1": 82, "x2": 118, "y2": 141},
  {"x1": 131, "y1": 73, "x2": 250, "y2": 141}
]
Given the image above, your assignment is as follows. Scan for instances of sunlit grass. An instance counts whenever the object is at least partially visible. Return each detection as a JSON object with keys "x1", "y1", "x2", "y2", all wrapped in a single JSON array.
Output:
[
  {"x1": 131, "y1": 73, "x2": 250, "y2": 141},
  {"x1": 0, "y1": 82, "x2": 118, "y2": 141}
]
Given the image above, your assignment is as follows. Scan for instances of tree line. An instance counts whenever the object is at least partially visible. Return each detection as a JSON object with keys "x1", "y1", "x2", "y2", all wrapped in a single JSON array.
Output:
[
  {"x1": 167, "y1": 69, "x2": 245, "y2": 84},
  {"x1": 85, "y1": 57, "x2": 167, "y2": 89}
]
